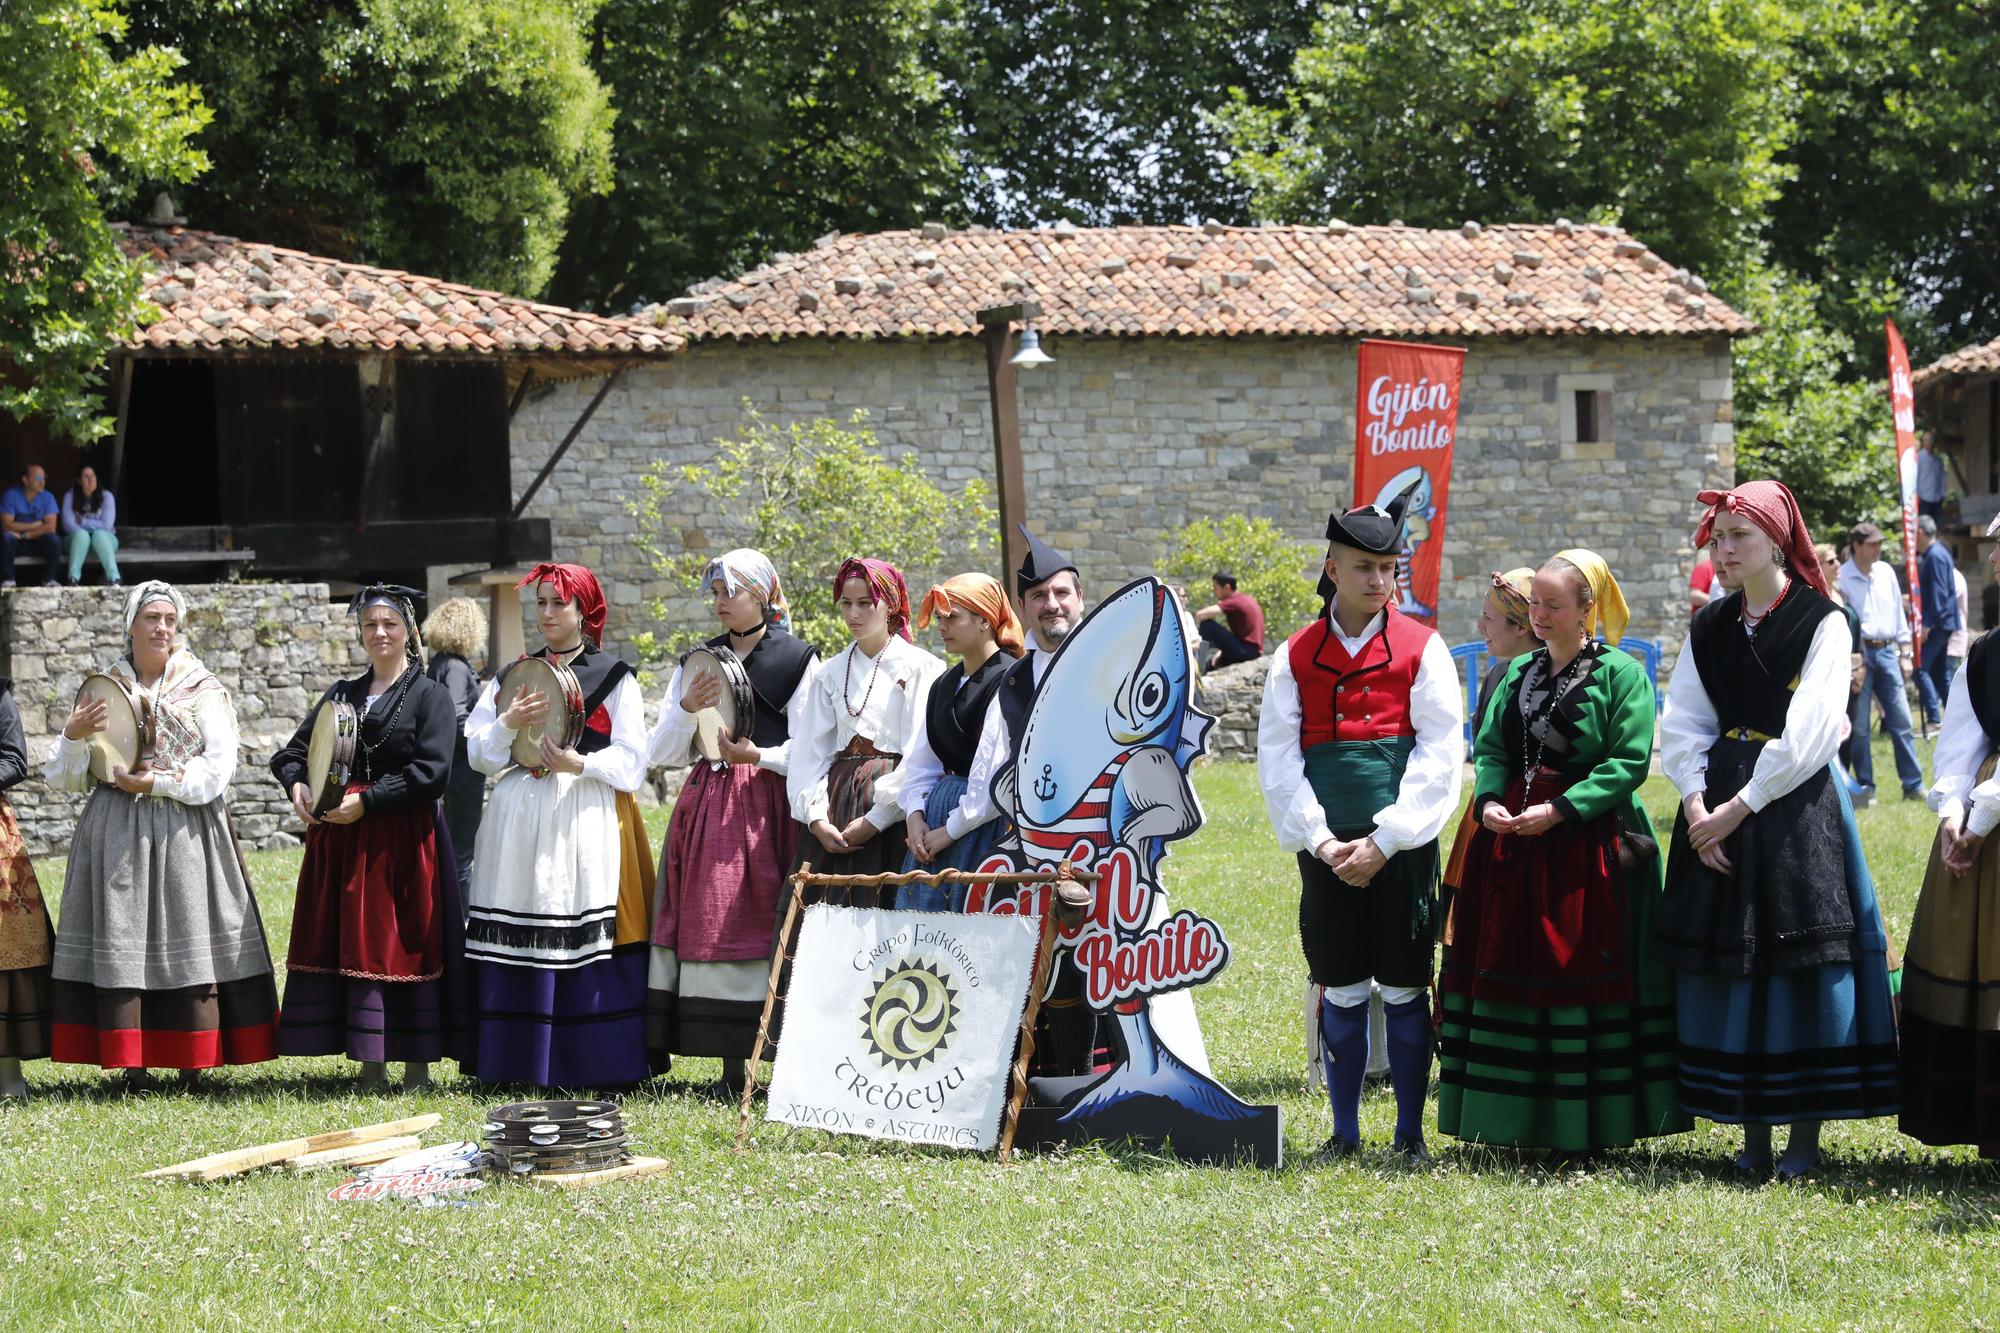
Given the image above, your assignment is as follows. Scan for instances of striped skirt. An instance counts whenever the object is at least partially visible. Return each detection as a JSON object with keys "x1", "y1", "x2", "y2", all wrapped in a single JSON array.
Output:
[{"x1": 0, "y1": 795, "x2": 51, "y2": 1061}]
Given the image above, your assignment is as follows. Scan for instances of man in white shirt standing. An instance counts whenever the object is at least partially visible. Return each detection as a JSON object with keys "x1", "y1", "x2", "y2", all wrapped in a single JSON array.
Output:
[{"x1": 1836, "y1": 521, "x2": 1923, "y2": 800}]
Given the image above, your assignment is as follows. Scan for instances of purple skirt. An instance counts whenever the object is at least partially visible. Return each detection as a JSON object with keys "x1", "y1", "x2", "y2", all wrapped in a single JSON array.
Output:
[
  {"x1": 275, "y1": 808, "x2": 468, "y2": 1065},
  {"x1": 464, "y1": 948, "x2": 653, "y2": 1089}
]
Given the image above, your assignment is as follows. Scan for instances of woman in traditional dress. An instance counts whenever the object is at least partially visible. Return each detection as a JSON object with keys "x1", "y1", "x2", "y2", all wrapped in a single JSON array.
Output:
[
  {"x1": 0, "y1": 678, "x2": 50, "y2": 1097},
  {"x1": 645, "y1": 549, "x2": 819, "y2": 1094},
  {"x1": 1440, "y1": 569, "x2": 1541, "y2": 908},
  {"x1": 1438, "y1": 551, "x2": 1689, "y2": 1156},
  {"x1": 1656, "y1": 481, "x2": 1900, "y2": 1179},
  {"x1": 45, "y1": 581, "x2": 279, "y2": 1087},
  {"x1": 422, "y1": 595, "x2": 489, "y2": 898},
  {"x1": 461, "y1": 563, "x2": 655, "y2": 1089},
  {"x1": 786, "y1": 558, "x2": 945, "y2": 904},
  {"x1": 271, "y1": 585, "x2": 466, "y2": 1088},
  {"x1": 898, "y1": 573, "x2": 1026, "y2": 910},
  {"x1": 1899, "y1": 515, "x2": 2000, "y2": 1160}
]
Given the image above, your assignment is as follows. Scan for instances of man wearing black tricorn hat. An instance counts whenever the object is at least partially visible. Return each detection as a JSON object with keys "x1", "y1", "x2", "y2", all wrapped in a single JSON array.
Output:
[{"x1": 1257, "y1": 482, "x2": 1464, "y2": 1161}]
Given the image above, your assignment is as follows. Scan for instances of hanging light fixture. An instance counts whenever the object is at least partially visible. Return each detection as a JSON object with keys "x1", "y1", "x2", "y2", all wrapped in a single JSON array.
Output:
[{"x1": 1009, "y1": 325, "x2": 1053, "y2": 368}]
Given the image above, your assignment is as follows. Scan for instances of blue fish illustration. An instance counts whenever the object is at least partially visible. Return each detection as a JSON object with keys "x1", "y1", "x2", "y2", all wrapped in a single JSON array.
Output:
[{"x1": 1006, "y1": 577, "x2": 1260, "y2": 1129}]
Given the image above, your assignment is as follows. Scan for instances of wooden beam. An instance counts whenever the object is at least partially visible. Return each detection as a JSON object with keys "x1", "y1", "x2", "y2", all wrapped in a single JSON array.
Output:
[
  {"x1": 232, "y1": 517, "x2": 552, "y2": 573},
  {"x1": 976, "y1": 302, "x2": 1041, "y2": 328},
  {"x1": 355, "y1": 355, "x2": 396, "y2": 529},
  {"x1": 512, "y1": 367, "x2": 623, "y2": 519},
  {"x1": 983, "y1": 323, "x2": 1030, "y2": 592},
  {"x1": 106, "y1": 355, "x2": 135, "y2": 492},
  {"x1": 448, "y1": 565, "x2": 536, "y2": 668},
  {"x1": 507, "y1": 369, "x2": 537, "y2": 421}
]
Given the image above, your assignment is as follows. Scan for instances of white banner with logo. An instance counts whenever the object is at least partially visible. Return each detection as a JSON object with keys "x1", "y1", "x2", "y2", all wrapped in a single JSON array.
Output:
[{"x1": 766, "y1": 906, "x2": 1041, "y2": 1152}]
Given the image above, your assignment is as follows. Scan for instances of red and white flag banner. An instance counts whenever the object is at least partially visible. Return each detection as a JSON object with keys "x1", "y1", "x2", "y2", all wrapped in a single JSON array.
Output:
[{"x1": 1352, "y1": 339, "x2": 1467, "y2": 625}]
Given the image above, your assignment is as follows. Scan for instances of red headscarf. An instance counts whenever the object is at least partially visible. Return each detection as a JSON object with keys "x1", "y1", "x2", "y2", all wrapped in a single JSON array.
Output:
[
  {"x1": 916, "y1": 572, "x2": 1027, "y2": 657},
  {"x1": 832, "y1": 557, "x2": 912, "y2": 641},
  {"x1": 517, "y1": 562, "x2": 608, "y2": 646},
  {"x1": 1692, "y1": 480, "x2": 1829, "y2": 598}
]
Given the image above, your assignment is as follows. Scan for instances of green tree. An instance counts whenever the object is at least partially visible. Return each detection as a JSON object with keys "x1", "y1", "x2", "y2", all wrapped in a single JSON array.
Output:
[
  {"x1": 1162, "y1": 514, "x2": 1318, "y2": 643},
  {"x1": 547, "y1": 0, "x2": 959, "y2": 311},
  {"x1": 2, "y1": 0, "x2": 209, "y2": 441},
  {"x1": 631, "y1": 408, "x2": 996, "y2": 655},
  {"x1": 121, "y1": 0, "x2": 614, "y2": 296},
  {"x1": 1219, "y1": 0, "x2": 1803, "y2": 280},
  {"x1": 1731, "y1": 264, "x2": 1895, "y2": 536},
  {"x1": 1771, "y1": 0, "x2": 2000, "y2": 362},
  {"x1": 943, "y1": 0, "x2": 1319, "y2": 229}
]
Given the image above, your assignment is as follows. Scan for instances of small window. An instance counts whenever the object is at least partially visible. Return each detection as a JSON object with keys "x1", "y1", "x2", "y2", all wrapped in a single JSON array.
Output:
[{"x1": 1574, "y1": 390, "x2": 1601, "y2": 443}]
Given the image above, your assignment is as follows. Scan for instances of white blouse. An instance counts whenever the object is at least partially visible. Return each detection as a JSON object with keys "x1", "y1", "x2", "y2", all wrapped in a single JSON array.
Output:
[
  {"x1": 1255, "y1": 616, "x2": 1465, "y2": 856},
  {"x1": 787, "y1": 636, "x2": 944, "y2": 829},
  {"x1": 648, "y1": 651, "x2": 821, "y2": 775},
  {"x1": 1929, "y1": 663, "x2": 2000, "y2": 836},
  {"x1": 464, "y1": 668, "x2": 647, "y2": 793},
  {"x1": 946, "y1": 649, "x2": 1048, "y2": 840},
  {"x1": 1660, "y1": 607, "x2": 1850, "y2": 811},
  {"x1": 45, "y1": 688, "x2": 239, "y2": 807}
]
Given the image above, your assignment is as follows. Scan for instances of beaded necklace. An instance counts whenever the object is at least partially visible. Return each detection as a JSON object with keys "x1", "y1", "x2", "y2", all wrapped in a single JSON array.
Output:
[
  {"x1": 1518, "y1": 641, "x2": 1592, "y2": 779},
  {"x1": 355, "y1": 662, "x2": 418, "y2": 782},
  {"x1": 1739, "y1": 572, "x2": 1792, "y2": 637},
  {"x1": 843, "y1": 641, "x2": 887, "y2": 719}
]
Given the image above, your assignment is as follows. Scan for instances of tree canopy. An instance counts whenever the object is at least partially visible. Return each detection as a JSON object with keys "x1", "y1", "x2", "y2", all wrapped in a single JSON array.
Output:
[{"x1": 2, "y1": 0, "x2": 209, "y2": 442}]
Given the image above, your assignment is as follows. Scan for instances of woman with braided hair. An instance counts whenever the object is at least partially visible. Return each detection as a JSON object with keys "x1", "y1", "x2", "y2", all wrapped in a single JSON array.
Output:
[
  {"x1": 271, "y1": 585, "x2": 467, "y2": 1088},
  {"x1": 1658, "y1": 480, "x2": 1900, "y2": 1179}
]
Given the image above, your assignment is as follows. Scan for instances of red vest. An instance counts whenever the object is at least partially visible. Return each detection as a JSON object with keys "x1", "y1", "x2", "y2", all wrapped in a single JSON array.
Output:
[{"x1": 1287, "y1": 607, "x2": 1436, "y2": 748}]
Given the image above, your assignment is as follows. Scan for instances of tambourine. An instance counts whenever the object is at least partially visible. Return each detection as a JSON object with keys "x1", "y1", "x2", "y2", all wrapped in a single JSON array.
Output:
[
  {"x1": 495, "y1": 655, "x2": 586, "y2": 772},
  {"x1": 304, "y1": 695, "x2": 358, "y2": 817},
  {"x1": 680, "y1": 645, "x2": 756, "y2": 764},
  {"x1": 74, "y1": 673, "x2": 151, "y2": 785}
]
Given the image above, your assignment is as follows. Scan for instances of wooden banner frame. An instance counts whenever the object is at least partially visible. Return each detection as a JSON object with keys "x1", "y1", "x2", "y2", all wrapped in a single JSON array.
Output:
[{"x1": 735, "y1": 861, "x2": 1094, "y2": 1164}]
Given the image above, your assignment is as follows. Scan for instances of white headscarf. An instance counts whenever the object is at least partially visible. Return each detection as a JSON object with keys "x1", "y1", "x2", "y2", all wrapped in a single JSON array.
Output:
[
  {"x1": 702, "y1": 548, "x2": 790, "y2": 629},
  {"x1": 122, "y1": 580, "x2": 185, "y2": 629}
]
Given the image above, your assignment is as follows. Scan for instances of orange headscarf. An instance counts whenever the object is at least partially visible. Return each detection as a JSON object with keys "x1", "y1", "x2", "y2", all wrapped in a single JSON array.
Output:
[{"x1": 916, "y1": 573, "x2": 1026, "y2": 657}]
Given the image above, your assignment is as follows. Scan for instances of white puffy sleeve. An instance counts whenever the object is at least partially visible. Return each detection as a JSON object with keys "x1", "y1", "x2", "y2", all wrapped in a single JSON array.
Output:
[
  {"x1": 1256, "y1": 643, "x2": 1334, "y2": 856},
  {"x1": 1736, "y1": 611, "x2": 1850, "y2": 812},
  {"x1": 898, "y1": 680, "x2": 947, "y2": 817},
  {"x1": 463, "y1": 677, "x2": 513, "y2": 777},
  {"x1": 647, "y1": 662, "x2": 698, "y2": 771},
  {"x1": 45, "y1": 733, "x2": 94, "y2": 793},
  {"x1": 1370, "y1": 634, "x2": 1466, "y2": 856},
  {"x1": 786, "y1": 656, "x2": 839, "y2": 825},
  {"x1": 866, "y1": 646, "x2": 945, "y2": 831},
  {"x1": 579, "y1": 672, "x2": 647, "y2": 793},
  {"x1": 757, "y1": 656, "x2": 819, "y2": 777},
  {"x1": 946, "y1": 693, "x2": 1010, "y2": 841},
  {"x1": 1660, "y1": 636, "x2": 1720, "y2": 800},
  {"x1": 1929, "y1": 663, "x2": 2000, "y2": 835},
  {"x1": 152, "y1": 691, "x2": 238, "y2": 807}
]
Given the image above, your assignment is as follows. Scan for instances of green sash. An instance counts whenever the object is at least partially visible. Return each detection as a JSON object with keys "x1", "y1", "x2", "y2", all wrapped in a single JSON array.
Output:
[{"x1": 1303, "y1": 735, "x2": 1416, "y2": 836}]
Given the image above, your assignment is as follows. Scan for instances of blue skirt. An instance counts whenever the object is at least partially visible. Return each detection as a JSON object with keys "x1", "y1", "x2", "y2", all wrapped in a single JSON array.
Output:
[
  {"x1": 896, "y1": 774, "x2": 1008, "y2": 911},
  {"x1": 465, "y1": 947, "x2": 653, "y2": 1089},
  {"x1": 1673, "y1": 773, "x2": 1900, "y2": 1124}
]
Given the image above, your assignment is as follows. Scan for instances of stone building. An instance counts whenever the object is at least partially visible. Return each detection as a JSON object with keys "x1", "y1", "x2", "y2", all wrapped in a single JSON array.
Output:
[
  {"x1": 1914, "y1": 334, "x2": 2000, "y2": 628},
  {"x1": 511, "y1": 221, "x2": 1748, "y2": 674}
]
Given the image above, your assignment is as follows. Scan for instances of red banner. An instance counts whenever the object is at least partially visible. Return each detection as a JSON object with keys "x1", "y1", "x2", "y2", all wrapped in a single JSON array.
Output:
[
  {"x1": 1886, "y1": 319, "x2": 1922, "y2": 654},
  {"x1": 1353, "y1": 339, "x2": 1467, "y2": 625}
]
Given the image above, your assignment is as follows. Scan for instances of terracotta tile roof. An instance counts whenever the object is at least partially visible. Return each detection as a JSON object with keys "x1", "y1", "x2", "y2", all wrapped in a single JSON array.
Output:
[
  {"x1": 1914, "y1": 334, "x2": 2000, "y2": 393},
  {"x1": 115, "y1": 224, "x2": 680, "y2": 366},
  {"x1": 652, "y1": 221, "x2": 1752, "y2": 343}
]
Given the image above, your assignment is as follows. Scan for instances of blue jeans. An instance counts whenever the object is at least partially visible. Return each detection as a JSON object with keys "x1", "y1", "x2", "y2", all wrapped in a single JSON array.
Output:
[
  {"x1": 1851, "y1": 643, "x2": 1922, "y2": 794},
  {"x1": 1916, "y1": 630, "x2": 1953, "y2": 723}
]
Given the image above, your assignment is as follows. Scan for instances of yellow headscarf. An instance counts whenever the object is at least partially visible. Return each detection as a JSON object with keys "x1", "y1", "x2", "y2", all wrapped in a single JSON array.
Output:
[
  {"x1": 1488, "y1": 568, "x2": 1534, "y2": 628},
  {"x1": 1551, "y1": 548, "x2": 1630, "y2": 644}
]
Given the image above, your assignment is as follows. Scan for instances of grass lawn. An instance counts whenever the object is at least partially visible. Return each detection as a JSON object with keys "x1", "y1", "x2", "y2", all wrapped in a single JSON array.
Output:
[{"x1": 3, "y1": 735, "x2": 1996, "y2": 1329}]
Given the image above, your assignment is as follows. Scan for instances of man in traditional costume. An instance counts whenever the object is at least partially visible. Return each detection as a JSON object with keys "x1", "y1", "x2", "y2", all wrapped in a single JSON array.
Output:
[{"x1": 1258, "y1": 485, "x2": 1464, "y2": 1161}]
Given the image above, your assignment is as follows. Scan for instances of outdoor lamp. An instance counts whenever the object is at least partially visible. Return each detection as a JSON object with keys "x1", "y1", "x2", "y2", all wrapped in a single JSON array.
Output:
[{"x1": 1009, "y1": 326, "x2": 1053, "y2": 368}]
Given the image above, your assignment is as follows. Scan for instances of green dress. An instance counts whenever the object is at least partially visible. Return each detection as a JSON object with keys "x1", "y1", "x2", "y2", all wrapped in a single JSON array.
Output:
[{"x1": 1436, "y1": 643, "x2": 1690, "y2": 1150}]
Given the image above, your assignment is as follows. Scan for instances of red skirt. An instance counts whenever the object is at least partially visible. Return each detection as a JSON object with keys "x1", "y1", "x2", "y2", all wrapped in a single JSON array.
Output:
[
  {"x1": 1442, "y1": 771, "x2": 1634, "y2": 1008},
  {"x1": 286, "y1": 791, "x2": 448, "y2": 981},
  {"x1": 656, "y1": 762, "x2": 796, "y2": 961}
]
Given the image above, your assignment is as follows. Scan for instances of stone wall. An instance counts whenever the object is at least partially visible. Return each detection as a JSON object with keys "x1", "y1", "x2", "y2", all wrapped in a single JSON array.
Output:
[
  {"x1": 511, "y1": 333, "x2": 1735, "y2": 682},
  {"x1": 0, "y1": 583, "x2": 365, "y2": 855}
]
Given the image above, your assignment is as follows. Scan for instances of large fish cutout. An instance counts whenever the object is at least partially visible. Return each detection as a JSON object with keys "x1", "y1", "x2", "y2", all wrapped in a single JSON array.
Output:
[{"x1": 982, "y1": 577, "x2": 1281, "y2": 1164}]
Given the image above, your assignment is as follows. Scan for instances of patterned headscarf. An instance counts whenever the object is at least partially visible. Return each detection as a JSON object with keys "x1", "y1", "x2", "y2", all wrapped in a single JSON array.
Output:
[
  {"x1": 122, "y1": 580, "x2": 185, "y2": 629},
  {"x1": 703, "y1": 548, "x2": 791, "y2": 630},
  {"x1": 916, "y1": 573, "x2": 1026, "y2": 657},
  {"x1": 1550, "y1": 548, "x2": 1631, "y2": 644},
  {"x1": 350, "y1": 584, "x2": 424, "y2": 666},
  {"x1": 517, "y1": 562, "x2": 607, "y2": 647},
  {"x1": 1692, "y1": 480, "x2": 1830, "y2": 598},
  {"x1": 832, "y1": 557, "x2": 912, "y2": 641},
  {"x1": 1488, "y1": 568, "x2": 1534, "y2": 629}
]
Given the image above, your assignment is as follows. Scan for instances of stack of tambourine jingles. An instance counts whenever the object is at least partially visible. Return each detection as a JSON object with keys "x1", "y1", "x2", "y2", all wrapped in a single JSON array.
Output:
[{"x1": 481, "y1": 1100, "x2": 631, "y2": 1177}]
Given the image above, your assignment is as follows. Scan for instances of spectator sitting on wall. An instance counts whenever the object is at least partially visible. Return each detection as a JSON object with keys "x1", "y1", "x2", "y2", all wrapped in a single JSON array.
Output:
[
  {"x1": 0, "y1": 466, "x2": 62, "y2": 589},
  {"x1": 60, "y1": 466, "x2": 121, "y2": 587},
  {"x1": 1194, "y1": 571, "x2": 1265, "y2": 670}
]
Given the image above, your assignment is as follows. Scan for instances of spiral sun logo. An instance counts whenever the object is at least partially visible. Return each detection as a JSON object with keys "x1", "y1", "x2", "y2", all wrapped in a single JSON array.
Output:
[{"x1": 860, "y1": 958, "x2": 960, "y2": 1071}]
